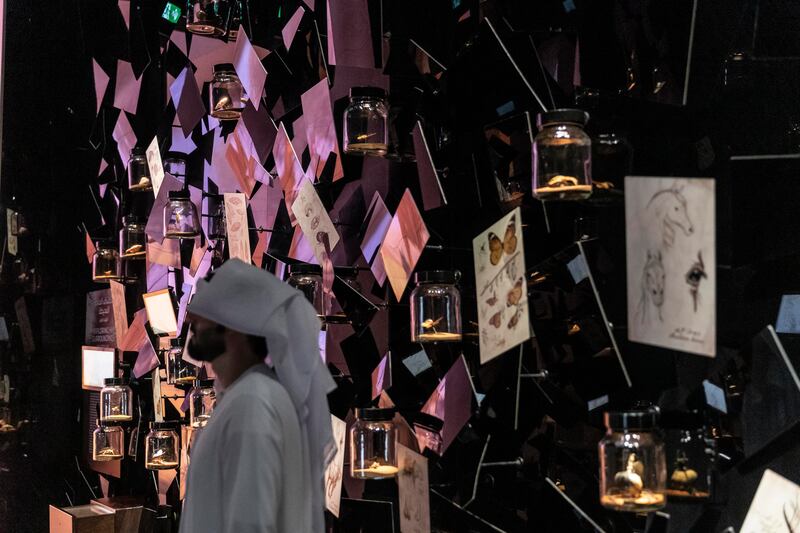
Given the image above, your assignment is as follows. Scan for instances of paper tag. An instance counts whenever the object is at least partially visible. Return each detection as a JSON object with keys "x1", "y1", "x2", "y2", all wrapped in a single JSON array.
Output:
[
  {"x1": 146, "y1": 136, "x2": 166, "y2": 197},
  {"x1": 567, "y1": 253, "x2": 589, "y2": 284},
  {"x1": 290, "y1": 179, "x2": 340, "y2": 264},
  {"x1": 403, "y1": 349, "x2": 432, "y2": 376},
  {"x1": 325, "y1": 415, "x2": 347, "y2": 517},
  {"x1": 587, "y1": 394, "x2": 609, "y2": 411},
  {"x1": 6, "y1": 210, "x2": 17, "y2": 256},
  {"x1": 109, "y1": 281, "x2": 129, "y2": 348},
  {"x1": 224, "y1": 193, "x2": 252, "y2": 263},
  {"x1": 776, "y1": 294, "x2": 800, "y2": 334},
  {"x1": 741, "y1": 470, "x2": 800, "y2": 533},
  {"x1": 703, "y1": 379, "x2": 727, "y2": 413},
  {"x1": 397, "y1": 444, "x2": 431, "y2": 533}
]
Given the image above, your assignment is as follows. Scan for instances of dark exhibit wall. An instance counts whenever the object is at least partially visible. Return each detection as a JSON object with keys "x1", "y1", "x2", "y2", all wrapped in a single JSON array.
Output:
[{"x1": 3, "y1": 0, "x2": 800, "y2": 532}]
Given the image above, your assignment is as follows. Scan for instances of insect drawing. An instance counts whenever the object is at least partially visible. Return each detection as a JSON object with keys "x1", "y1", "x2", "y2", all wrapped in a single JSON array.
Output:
[
  {"x1": 684, "y1": 251, "x2": 707, "y2": 312},
  {"x1": 487, "y1": 214, "x2": 518, "y2": 266},
  {"x1": 646, "y1": 185, "x2": 694, "y2": 249},
  {"x1": 638, "y1": 250, "x2": 665, "y2": 323}
]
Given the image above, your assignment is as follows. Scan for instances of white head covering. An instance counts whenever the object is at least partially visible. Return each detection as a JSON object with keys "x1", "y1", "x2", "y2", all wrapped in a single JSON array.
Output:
[{"x1": 188, "y1": 259, "x2": 336, "y2": 533}]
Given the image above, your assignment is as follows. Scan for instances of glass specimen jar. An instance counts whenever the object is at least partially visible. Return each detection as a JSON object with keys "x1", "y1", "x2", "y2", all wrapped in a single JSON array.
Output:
[
  {"x1": 343, "y1": 87, "x2": 389, "y2": 157},
  {"x1": 410, "y1": 271, "x2": 462, "y2": 343},
  {"x1": 100, "y1": 378, "x2": 133, "y2": 423},
  {"x1": 189, "y1": 379, "x2": 216, "y2": 429},
  {"x1": 128, "y1": 146, "x2": 152, "y2": 192},
  {"x1": 93, "y1": 247, "x2": 123, "y2": 283},
  {"x1": 599, "y1": 410, "x2": 667, "y2": 512},
  {"x1": 205, "y1": 193, "x2": 227, "y2": 240},
  {"x1": 210, "y1": 63, "x2": 247, "y2": 120},
  {"x1": 119, "y1": 215, "x2": 146, "y2": 260},
  {"x1": 666, "y1": 419, "x2": 712, "y2": 499},
  {"x1": 166, "y1": 338, "x2": 198, "y2": 385},
  {"x1": 350, "y1": 407, "x2": 398, "y2": 479},
  {"x1": 287, "y1": 263, "x2": 324, "y2": 316},
  {"x1": 163, "y1": 157, "x2": 187, "y2": 183},
  {"x1": 93, "y1": 421, "x2": 125, "y2": 461},
  {"x1": 164, "y1": 189, "x2": 201, "y2": 239},
  {"x1": 413, "y1": 413, "x2": 444, "y2": 456},
  {"x1": 532, "y1": 108, "x2": 592, "y2": 201},
  {"x1": 145, "y1": 421, "x2": 180, "y2": 470},
  {"x1": 185, "y1": 0, "x2": 226, "y2": 35}
]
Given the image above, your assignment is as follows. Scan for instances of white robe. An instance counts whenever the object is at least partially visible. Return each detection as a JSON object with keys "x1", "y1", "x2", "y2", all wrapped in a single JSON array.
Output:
[{"x1": 179, "y1": 364, "x2": 311, "y2": 533}]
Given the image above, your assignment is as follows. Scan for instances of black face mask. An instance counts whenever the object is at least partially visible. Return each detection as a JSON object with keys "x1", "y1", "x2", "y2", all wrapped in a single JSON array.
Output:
[{"x1": 188, "y1": 325, "x2": 227, "y2": 362}]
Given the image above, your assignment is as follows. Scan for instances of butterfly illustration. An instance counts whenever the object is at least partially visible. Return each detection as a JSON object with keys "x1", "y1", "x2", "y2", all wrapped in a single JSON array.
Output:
[
  {"x1": 489, "y1": 311, "x2": 502, "y2": 328},
  {"x1": 506, "y1": 278, "x2": 524, "y2": 307},
  {"x1": 488, "y1": 214, "x2": 518, "y2": 266},
  {"x1": 507, "y1": 306, "x2": 522, "y2": 329}
]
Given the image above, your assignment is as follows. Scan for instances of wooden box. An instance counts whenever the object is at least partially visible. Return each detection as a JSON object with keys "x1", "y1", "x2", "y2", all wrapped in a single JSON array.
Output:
[{"x1": 49, "y1": 504, "x2": 114, "y2": 533}]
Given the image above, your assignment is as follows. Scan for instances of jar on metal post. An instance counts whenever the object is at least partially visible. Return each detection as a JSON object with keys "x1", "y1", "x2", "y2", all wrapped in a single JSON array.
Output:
[
  {"x1": 93, "y1": 247, "x2": 123, "y2": 282},
  {"x1": 100, "y1": 378, "x2": 133, "y2": 423},
  {"x1": 185, "y1": 0, "x2": 227, "y2": 36},
  {"x1": 287, "y1": 263, "x2": 324, "y2": 316},
  {"x1": 599, "y1": 410, "x2": 667, "y2": 512},
  {"x1": 128, "y1": 147, "x2": 152, "y2": 192},
  {"x1": 210, "y1": 63, "x2": 247, "y2": 120},
  {"x1": 205, "y1": 194, "x2": 227, "y2": 240},
  {"x1": 164, "y1": 189, "x2": 201, "y2": 239},
  {"x1": 93, "y1": 421, "x2": 125, "y2": 461},
  {"x1": 532, "y1": 108, "x2": 592, "y2": 201},
  {"x1": 665, "y1": 414, "x2": 712, "y2": 500},
  {"x1": 145, "y1": 422, "x2": 180, "y2": 470},
  {"x1": 189, "y1": 379, "x2": 216, "y2": 429},
  {"x1": 163, "y1": 157, "x2": 187, "y2": 183},
  {"x1": 350, "y1": 407, "x2": 398, "y2": 479},
  {"x1": 413, "y1": 413, "x2": 444, "y2": 456},
  {"x1": 120, "y1": 215, "x2": 146, "y2": 260},
  {"x1": 410, "y1": 271, "x2": 462, "y2": 343},
  {"x1": 167, "y1": 338, "x2": 198, "y2": 385},
  {"x1": 343, "y1": 87, "x2": 388, "y2": 157}
]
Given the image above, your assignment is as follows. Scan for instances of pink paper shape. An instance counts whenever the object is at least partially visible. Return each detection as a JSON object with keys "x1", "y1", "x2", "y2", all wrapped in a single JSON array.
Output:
[
  {"x1": 291, "y1": 114, "x2": 309, "y2": 159},
  {"x1": 114, "y1": 60, "x2": 141, "y2": 115},
  {"x1": 206, "y1": 128, "x2": 241, "y2": 193},
  {"x1": 330, "y1": 65, "x2": 389, "y2": 105},
  {"x1": 288, "y1": 225, "x2": 317, "y2": 263},
  {"x1": 413, "y1": 122, "x2": 446, "y2": 210},
  {"x1": 225, "y1": 119, "x2": 259, "y2": 196},
  {"x1": 361, "y1": 192, "x2": 391, "y2": 263},
  {"x1": 241, "y1": 101, "x2": 277, "y2": 163},
  {"x1": 301, "y1": 78, "x2": 344, "y2": 182},
  {"x1": 327, "y1": 0, "x2": 374, "y2": 68},
  {"x1": 249, "y1": 183, "x2": 282, "y2": 251},
  {"x1": 282, "y1": 7, "x2": 305, "y2": 50},
  {"x1": 302, "y1": 0, "x2": 315, "y2": 9},
  {"x1": 133, "y1": 337, "x2": 159, "y2": 379},
  {"x1": 170, "y1": 126, "x2": 197, "y2": 154},
  {"x1": 272, "y1": 123, "x2": 308, "y2": 217},
  {"x1": 93, "y1": 60, "x2": 110, "y2": 115},
  {"x1": 170, "y1": 31, "x2": 188, "y2": 56},
  {"x1": 188, "y1": 34, "x2": 237, "y2": 84},
  {"x1": 118, "y1": 0, "x2": 131, "y2": 30},
  {"x1": 119, "y1": 309, "x2": 147, "y2": 352},
  {"x1": 171, "y1": 67, "x2": 206, "y2": 137},
  {"x1": 112, "y1": 112, "x2": 137, "y2": 167},
  {"x1": 379, "y1": 190, "x2": 430, "y2": 301},
  {"x1": 421, "y1": 355, "x2": 473, "y2": 454},
  {"x1": 233, "y1": 26, "x2": 268, "y2": 110},
  {"x1": 371, "y1": 353, "x2": 392, "y2": 400}
]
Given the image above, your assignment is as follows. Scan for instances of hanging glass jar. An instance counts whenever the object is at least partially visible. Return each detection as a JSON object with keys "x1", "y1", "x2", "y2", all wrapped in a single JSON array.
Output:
[
  {"x1": 145, "y1": 421, "x2": 180, "y2": 470},
  {"x1": 532, "y1": 109, "x2": 592, "y2": 201},
  {"x1": 92, "y1": 247, "x2": 123, "y2": 283},
  {"x1": 413, "y1": 413, "x2": 444, "y2": 456},
  {"x1": 163, "y1": 157, "x2": 187, "y2": 183},
  {"x1": 100, "y1": 378, "x2": 133, "y2": 423},
  {"x1": 665, "y1": 415, "x2": 712, "y2": 500},
  {"x1": 343, "y1": 87, "x2": 389, "y2": 157},
  {"x1": 189, "y1": 379, "x2": 216, "y2": 429},
  {"x1": 205, "y1": 194, "x2": 227, "y2": 240},
  {"x1": 128, "y1": 147, "x2": 152, "y2": 192},
  {"x1": 167, "y1": 338, "x2": 198, "y2": 385},
  {"x1": 287, "y1": 263, "x2": 324, "y2": 316},
  {"x1": 93, "y1": 421, "x2": 125, "y2": 461},
  {"x1": 410, "y1": 271, "x2": 462, "y2": 343},
  {"x1": 599, "y1": 409, "x2": 667, "y2": 512},
  {"x1": 350, "y1": 407, "x2": 398, "y2": 479},
  {"x1": 164, "y1": 189, "x2": 201, "y2": 239},
  {"x1": 210, "y1": 63, "x2": 247, "y2": 120},
  {"x1": 185, "y1": 0, "x2": 228, "y2": 36},
  {"x1": 120, "y1": 215, "x2": 147, "y2": 260}
]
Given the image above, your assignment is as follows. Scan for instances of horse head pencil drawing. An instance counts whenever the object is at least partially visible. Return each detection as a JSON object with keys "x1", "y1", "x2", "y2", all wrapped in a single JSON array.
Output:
[
  {"x1": 638, "y1": 250, "x2": 665, "y2": 323},
  {"x1": 646, "y1": 185, "x2": 694, "y2": 249}
]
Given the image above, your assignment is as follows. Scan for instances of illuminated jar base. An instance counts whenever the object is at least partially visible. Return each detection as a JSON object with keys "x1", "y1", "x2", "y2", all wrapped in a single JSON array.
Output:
[
  {"x1": 102, "y1": 414, "x2": 133, "y2": 422},
  {"x1": 600, "y1": 490, "x2": 666, "y2": 512},
  {"x1": 121, "y1": 247, "x2": 146, "y2": 259},
  {"x1": 534, "y1": 180, "x2": 593, "y2": 201},
  {"x1": 94, "y1": 448, "x2": 124, "y2": 461},
  {"x1": 174, "y1": 376, "x2": 198, "y2": 385},
  {"x1": 130, "y1": 178, "x2": 152, "y2": 192},
  {"x1": 352, "y1": 462, "x2": 399, "y2": 479},
  {"x1": 165, "y1": 231, "x2": 200, "y2": 239},
  {"x1": 666, "y1": 488, "x2": 710, "y2": 499},
  {"x1": 146, "y1": 459, "x2": 180, "y2": 470},
  {"x1": 345, "y1": 142, "x2": 388, "y2": 156},
  {"x1": 186, "y1": 23, "x2": 219, "y2": 35},
  {"x1": 211, "y1": 108, "x2": 243, "y2": 120},
  {"x1": 94, "y1": 274, "x2": 123, "y2": 281},
  {"x1": 417, "y1": 332, "x2": 463, "y2": 342},
  {"x1": 191, "y1": 414, "x2": 211, "y2": 429}
]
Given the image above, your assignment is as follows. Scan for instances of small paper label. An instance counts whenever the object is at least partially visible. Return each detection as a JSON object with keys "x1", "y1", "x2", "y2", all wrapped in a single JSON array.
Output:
[
  {"x1": 703, "y1": 379, "x2": 727, "y2": 413},
  {"x1": 397, "y1": 444, "x2": 431, "y2": 533},
  {"x1": 224, "y1": 193, "x2": 252, "y2": 264},
  {"x1": 325, "y1": 415, "x2": 347, "y2": 517},
  {"x1": 6, "y1": 210, "x2": 18, "y2": 256},
  {"x1": 146, "y1": 136, "x2": 165, "y2": 197},
  {"x1": 776, "y1": 294, "x2": 800, "y2": 334},
  {"x1": 403, "y1": 349, "x2": 432, "y2": 376},
  {"x1": 588, "y1": 394, "x2": 609, "y2": 411},
  {"x1": 567, "y1": 253, "x2": 589, "y2": 284}
]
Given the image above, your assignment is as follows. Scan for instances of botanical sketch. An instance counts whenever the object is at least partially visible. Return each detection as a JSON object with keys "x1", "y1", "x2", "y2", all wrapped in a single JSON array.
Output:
[
  {"x1": 625, "y1": 177, "x2": 715, "y2": 357},
  {"x1": 324, "y1": 415, "x2": 347, "y2": 517},
  {"x1": 291, "y1": 179, "x2": 340, "y2": 265},
  {"x1": 223, "y1": 193, "x2": 251, "y2": 263},
  {"x1": 740, "y1": 469, "x2": 800, "y2": 533},
  {"x1": 397, "y1": 444, "x2": 430, "y2": 533},
  {"x1": 473, "y1": 207, "x2": 531, "y2": 364}
]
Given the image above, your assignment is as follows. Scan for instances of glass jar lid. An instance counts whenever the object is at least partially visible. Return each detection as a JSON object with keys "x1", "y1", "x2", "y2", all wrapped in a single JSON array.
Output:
[
  {"x1": 349, "y1": 86, "x2": 387, "y2": 99},
  {"x1": 604, "y1": 409, "x2": 658, "y2": 431},
  {"x1": 130, "y1": 146, "x2": 146, "y2": 157},
  {"x1": 289, "y1": 263, "x2": 323, "y2": 275},
  {"x1": 168, "y1": 188, "x2": 191, "y2": 200},
  {"x1": 99, "y1": 419, "x2": 124, "y2": 428},
  {"x1": 414, "y1": 270, "x2": 459, "y2": 284},
  {"x1": 104, "y1": 377, "x2": 127, "y2": 386},
  {"x1": 196, "y1": 379, "x2": 215, "y2": 388},
  {"x1": 537, "y1": 108, "x2": 589, "y2": 128},
  {"x1": 150, "y1": 420, "x2": 178, "y2": 430},
  {"x1": 334, "y1": 266, "x2": 360, "y2": 278},
  {"x1": 123, "y1": 214, "x2": 143, "y2": 225},
  {"x1": 414, "y1": 412, "x2": 443, "y2": 432},
  {"x1": 355, "y1": 407, "x2": 396, "y2": 422},
  {"x1": 170, "y1": 337, "x2": 184, "y2": 348},
  {"x1": 214, "y1": 63, "x2": 236, "y2": 74}
]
